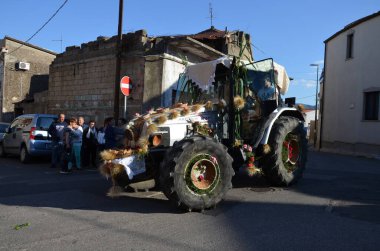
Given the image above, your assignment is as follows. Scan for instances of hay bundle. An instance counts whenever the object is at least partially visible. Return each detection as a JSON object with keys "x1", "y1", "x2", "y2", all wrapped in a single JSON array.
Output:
[
  {"x1": 191, "y1": 104, "x2": 202, "y2": 113},
  {"x1": 181, "y1": 107, "x2": 190, "y2": 116},
  {"x1": 234, "y1": 96, "x2": 245, "y2": 110},
  {"x1": 205, "y1": 101, "x2": 213, "y2": 111},
  {"x1": 168, "y1": 110, "x2": 179, "y2": 120}
]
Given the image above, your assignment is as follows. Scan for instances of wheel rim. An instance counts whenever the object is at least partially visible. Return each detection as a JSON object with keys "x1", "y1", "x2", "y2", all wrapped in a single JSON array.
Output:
[
  {"x1": 184, "y1": 153, "x2": 220, "y2": 195},
  {"x1": 282, "y1": 133, "x2": 301, "y2": 172}
]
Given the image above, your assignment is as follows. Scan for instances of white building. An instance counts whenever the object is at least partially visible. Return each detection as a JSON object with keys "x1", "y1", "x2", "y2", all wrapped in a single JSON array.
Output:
[{"x1": 320, "y1": 11, "x2": 380, "y2": 157}]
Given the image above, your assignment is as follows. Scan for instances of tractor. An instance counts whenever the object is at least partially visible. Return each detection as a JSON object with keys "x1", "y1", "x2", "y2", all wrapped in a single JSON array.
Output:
[{"x1": 99, "y1": 56, "x2": 307, "y2": 212}]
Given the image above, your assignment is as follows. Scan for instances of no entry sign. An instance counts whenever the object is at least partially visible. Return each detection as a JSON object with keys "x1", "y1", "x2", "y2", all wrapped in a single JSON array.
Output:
[{"x1": 120, "y1": 76, "x2": 131, "y2": 96}]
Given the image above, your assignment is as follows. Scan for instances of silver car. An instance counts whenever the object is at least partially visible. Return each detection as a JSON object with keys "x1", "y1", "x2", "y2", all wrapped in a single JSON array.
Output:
[
  {"x1": 0, "y1": 114, "x2": 57, "y2": 163},
  {"x1": 0, "y1": 122, "x2": 10, "y2": 143}
]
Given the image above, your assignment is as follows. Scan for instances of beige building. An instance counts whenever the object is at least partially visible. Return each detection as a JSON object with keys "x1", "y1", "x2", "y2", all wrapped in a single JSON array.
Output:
[
  {"x1": 0, "y1": 37, "x2": 56, "y2": 122},
  {"x1": 320, "y1": 11, "x2": 380, "y2": 157}
]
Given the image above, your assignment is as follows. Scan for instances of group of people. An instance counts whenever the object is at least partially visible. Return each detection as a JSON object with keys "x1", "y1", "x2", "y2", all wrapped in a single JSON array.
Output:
[{"x1": 48, "y1": 113, "x2": 124, "y2": 174}]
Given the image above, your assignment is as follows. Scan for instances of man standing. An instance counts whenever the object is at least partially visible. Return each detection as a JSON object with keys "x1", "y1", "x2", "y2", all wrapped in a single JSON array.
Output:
[
  {"x1": 82, "y1": 120, "x2": 98, "y2": 168},
  {"x1": 78, "y1": 116, "x2": 87, "y2": 167},
  {"x1": 48, "y1": 113, "x2": 67, "y2": 169},
  {"x1": 78, "y1": 116, "x2": 88, "y2": 130}
]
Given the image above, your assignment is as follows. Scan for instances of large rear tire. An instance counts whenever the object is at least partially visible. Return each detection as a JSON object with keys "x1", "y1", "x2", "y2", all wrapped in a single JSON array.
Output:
[
  {"x1": 262, "y1": 116, "x2": 307, "y2": 186},
  {"x1": 160, "y1": 136, "x2": 234, "y2": 211}
]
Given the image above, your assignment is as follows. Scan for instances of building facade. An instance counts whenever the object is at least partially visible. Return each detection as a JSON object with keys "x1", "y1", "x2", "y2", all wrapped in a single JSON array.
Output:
[
  {"x1": 0, "y1": 37, "x2": 56, "y2": 122},
  {"x1": 47, "y1": 27, "x2": 253, "y2": 124},
  {"x1": 320, "y1": 11, "x2": 380, "y2": 157}
]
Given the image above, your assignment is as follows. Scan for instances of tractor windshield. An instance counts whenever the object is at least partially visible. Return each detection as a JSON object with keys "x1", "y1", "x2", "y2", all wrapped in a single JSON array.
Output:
[
  {"x1": 245, "y1": 58, "x2": 276, "y2": 101},
  {"x1": 174, "y1": 57, "x2": 279, "y2": 105},
  {"x1": 175, "y1": 63, "x2": 229, "y2": 105},
  {"x1": 174, "y1": 74, "x2": 212, "y2": 105}
]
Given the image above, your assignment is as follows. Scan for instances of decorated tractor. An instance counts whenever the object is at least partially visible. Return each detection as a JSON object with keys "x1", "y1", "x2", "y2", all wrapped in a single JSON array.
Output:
[{"x1": 100, "y1": 56, "x2": 307, "y2": 211}]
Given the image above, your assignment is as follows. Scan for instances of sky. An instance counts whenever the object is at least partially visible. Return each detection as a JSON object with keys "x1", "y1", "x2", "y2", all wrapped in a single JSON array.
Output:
[{"x1": 0, "y1": 0, "x2": 378, "y2": 105}]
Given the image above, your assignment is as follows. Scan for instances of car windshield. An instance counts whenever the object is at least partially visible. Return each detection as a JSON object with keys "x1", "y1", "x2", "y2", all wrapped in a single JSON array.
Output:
[{"x1": 37, "y1": 117, "x2": 56, "y2": 130}]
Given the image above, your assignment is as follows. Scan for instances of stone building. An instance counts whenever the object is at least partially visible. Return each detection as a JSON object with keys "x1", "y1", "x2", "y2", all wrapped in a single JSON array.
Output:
[
  {"x1": 0, "y1": 36, "x2": 56, "y2": 122},
  {"x1": 47, "y1": 27, "x2": 253, "y2": 124}
]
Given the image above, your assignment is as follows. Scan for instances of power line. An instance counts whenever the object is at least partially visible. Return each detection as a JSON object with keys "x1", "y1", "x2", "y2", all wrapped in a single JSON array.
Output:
[
  {"x1": 250, "y1": 42, "x2": 266, "y2": 55},
  {"x1": 8, "y1": 0, "x2": 69, "y2": 54}
]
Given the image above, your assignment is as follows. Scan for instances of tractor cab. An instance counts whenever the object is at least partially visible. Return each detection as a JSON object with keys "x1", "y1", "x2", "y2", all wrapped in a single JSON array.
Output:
[{"x1": 175, "y1": 56, "x2": 292, "y2": 144}]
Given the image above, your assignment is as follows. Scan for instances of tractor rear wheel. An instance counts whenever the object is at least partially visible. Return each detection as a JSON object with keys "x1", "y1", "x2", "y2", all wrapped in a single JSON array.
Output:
[
  {"x1": 160, "y1": 136, "x2": 234, "y2": 211},
  {"x1": 262, "y1": 116, "x2": 307, "y2": 186}
]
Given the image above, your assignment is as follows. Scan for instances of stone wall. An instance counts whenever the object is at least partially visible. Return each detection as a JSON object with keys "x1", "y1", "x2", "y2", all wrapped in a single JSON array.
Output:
[
  {"x1": 48, "y1": 31, "x2": 148, "y2": 125},
  {"x1": 18, "y1": 90, "x2": 49, "y2": 114}
]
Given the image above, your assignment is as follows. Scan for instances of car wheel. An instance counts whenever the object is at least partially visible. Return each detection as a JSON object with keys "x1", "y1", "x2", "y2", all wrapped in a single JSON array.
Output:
[
  {"x1": 0, "y1": 143, "x2": 6, "y2": 157},
  {"x1": 20, "y1": 145, "x2": 31, "y2": 164}
]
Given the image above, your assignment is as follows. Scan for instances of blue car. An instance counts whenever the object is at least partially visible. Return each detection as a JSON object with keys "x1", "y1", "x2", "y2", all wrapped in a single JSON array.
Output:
[{"x1": 0, "y1": 114, "x2": 57, "y2": 163}]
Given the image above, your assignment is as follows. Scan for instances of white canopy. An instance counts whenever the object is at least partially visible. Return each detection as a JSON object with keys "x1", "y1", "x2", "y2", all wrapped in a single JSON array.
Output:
[
  {"x1": 184, "y1": 56, "x2": 232, "y2": 91},
  {"x1": 183, "y1": 56, "x2": 290, "y2": 95}
]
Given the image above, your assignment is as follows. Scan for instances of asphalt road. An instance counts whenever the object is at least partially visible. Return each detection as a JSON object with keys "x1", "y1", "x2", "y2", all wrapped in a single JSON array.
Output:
[{"x1": 0, "y1": 150, "x2": 379, "y2": 251}]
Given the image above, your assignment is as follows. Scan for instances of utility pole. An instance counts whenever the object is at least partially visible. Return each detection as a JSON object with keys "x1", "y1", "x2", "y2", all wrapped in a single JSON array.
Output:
[
  {"x1": 310, "y1": 63, "x2": 319, "y2": 148},
  {"x1": 113, "y1": 0, "x2": 123, "y2": 126}
]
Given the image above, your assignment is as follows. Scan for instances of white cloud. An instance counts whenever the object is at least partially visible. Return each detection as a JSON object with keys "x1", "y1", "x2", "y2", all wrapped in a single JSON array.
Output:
[
  {"x1": 292, "y1": 79, "x2": 316, "y2": 88},
  {"x1": 312, "y1": 59, "x2": 324, "y2": 65}
]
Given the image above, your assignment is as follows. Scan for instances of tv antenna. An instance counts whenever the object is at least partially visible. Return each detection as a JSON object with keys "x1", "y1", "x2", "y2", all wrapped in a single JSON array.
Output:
[
  {"x1": 52, "y1": 34, "x2": 63, "y2": 52},
  {"x1": 208, "y1": 2, "x2": 215, "y2": 28}
]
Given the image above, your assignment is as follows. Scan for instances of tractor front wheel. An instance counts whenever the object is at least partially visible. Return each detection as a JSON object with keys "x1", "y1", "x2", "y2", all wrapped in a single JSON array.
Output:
[
  {"x1": 160, "y1": 136, "x2": 234, "y2": 211},
  {"x1": 262, "y1": 116, "x2": 307, "y2": 186}
]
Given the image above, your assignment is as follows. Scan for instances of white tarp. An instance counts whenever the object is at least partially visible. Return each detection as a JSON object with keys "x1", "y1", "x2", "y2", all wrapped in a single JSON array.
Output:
[
  {"x1": 112, "y1": 156, "x2": 146, "y2": 180},
  {"x1": 273, "y1": 62, "x2": 290, "y2": 95},
  {"x1": 184, "y1": 57, "x2": 290, "y2": 95},
  {"x1": 184, "y1": 56, "x2": 231, "y2": 91}
]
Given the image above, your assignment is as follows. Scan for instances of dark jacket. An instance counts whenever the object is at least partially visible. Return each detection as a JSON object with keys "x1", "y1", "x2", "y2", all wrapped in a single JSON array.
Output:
[
  {"x1": 82, "y1": 127, "x2": 99, "y2": 146},
  {"x1": 48, "y1": 121, "x2": 67, "y2": 142},
  {"x1": 104, "y1": 125, "x2": 116, "y2": 149}
]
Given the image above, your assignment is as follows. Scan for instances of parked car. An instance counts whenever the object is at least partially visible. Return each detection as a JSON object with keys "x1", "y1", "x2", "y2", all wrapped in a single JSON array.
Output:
[
  {"x1": 0, "y1": 114, "x2": 58, "y2": 163},
  {"x1": 0, "y1": 122, "x2": 10, "y2": 142}
]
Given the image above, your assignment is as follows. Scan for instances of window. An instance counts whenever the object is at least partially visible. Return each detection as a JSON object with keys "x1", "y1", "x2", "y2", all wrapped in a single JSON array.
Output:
[
  {"x1": 363, "y1": 91, "x2": 379, "y2": 120},
  {"x1": 346, "y1": 33, "x2": 354, "y2": 59},
  {"x1": 9, "y1": 119, "x2": 21, "y2": 133},
  {"x1": 0, "y1": 124, "x2": 8, "y2": 133},
  {"x1": 37, "y1": 117, "x2": 56, "y2": 130}
]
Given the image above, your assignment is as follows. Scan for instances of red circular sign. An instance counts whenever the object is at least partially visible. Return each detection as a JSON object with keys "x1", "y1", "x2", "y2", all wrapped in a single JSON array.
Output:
[{"x1": 120, "y1": 76, "x2": 131, "y2": 96}]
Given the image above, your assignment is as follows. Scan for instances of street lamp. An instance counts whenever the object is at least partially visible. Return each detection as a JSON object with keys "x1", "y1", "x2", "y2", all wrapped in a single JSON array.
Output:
[{"x1": 310, "y1": 63, "x2": 319, "y2": 148}]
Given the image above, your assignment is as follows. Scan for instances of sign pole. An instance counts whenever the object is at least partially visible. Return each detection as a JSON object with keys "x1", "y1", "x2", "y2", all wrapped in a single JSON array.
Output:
[{"x1": 124, "y1": 95, "x2": 127, "y2": 119}]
